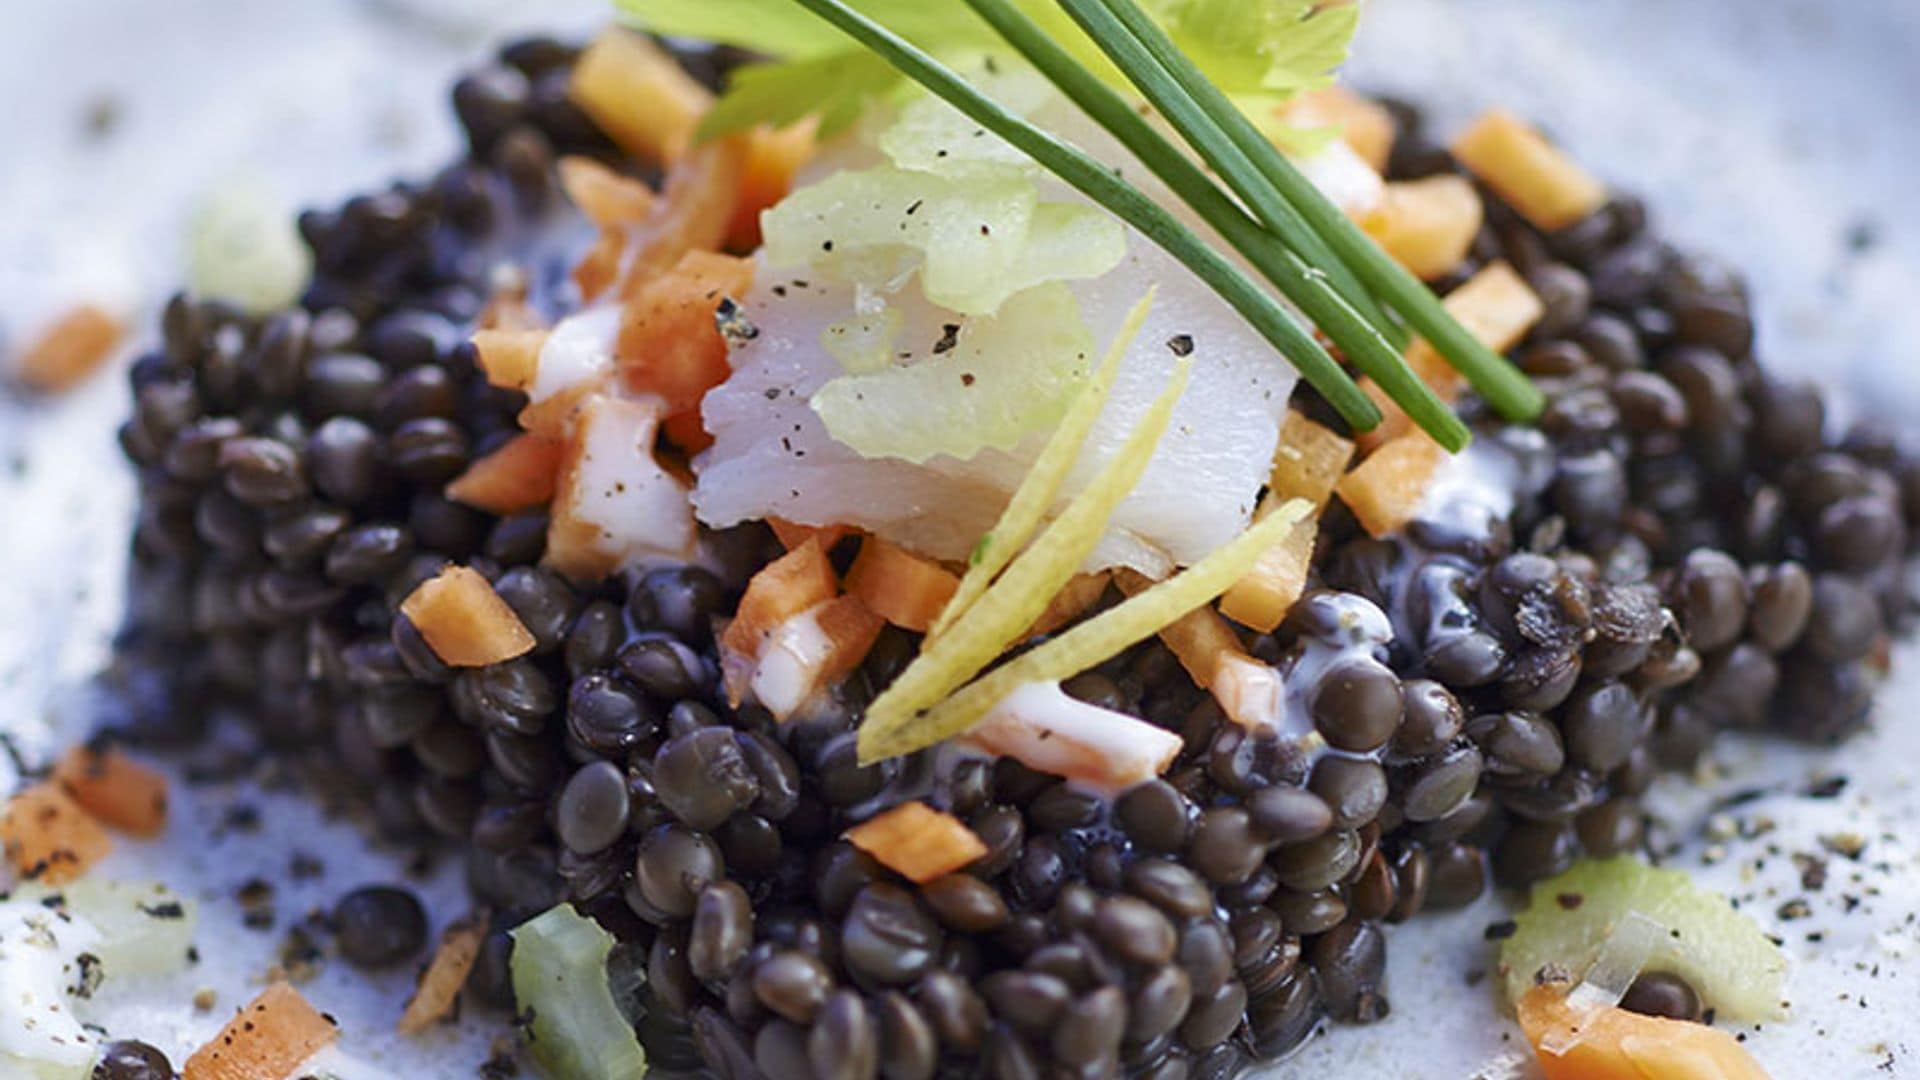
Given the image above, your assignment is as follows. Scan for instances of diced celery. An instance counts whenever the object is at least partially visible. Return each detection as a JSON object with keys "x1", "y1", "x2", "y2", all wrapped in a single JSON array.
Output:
[
  {"x1": 186, "y1": 177, "x2": 311, "y2": 316},
  {"x1": 859, "y1": 355, "x2": 1191, "y2": 764},
  {"x1": 929, "y1": 290, "x2": 1154, "y2": 642},
  {"x1": 896, "y1": 498, "x2": 1310, "y2": 752},
  {"x1": 510, "y1": 905, "x2": 648, "y2": 1080},
  {"x1": 821, "y1": 307, "x2": 903, "y2": 374},
  {"x1": 877, "y1": 57, "x2": 1053, "y2": 181},
  {"x1": 1499, "y1": 856, "x2": 1787, "y2": 1023},
  {"x1": 811, "y1": 283, "x2": 1094, "y2": 463},
  {"x1": 57, "y1": 879, "x2": 196, "y2": 979},
  {"x1": 761, "y1": 166, "x2": 1122, "y2": 316}
]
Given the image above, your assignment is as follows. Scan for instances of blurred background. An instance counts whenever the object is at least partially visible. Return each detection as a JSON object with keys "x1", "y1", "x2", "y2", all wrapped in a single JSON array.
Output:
[{"x1": 0, "y1": 1, "x2": 1915, "y2": 1075}]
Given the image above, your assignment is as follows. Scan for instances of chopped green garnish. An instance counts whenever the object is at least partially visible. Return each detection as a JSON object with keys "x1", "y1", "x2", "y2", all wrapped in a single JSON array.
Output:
[
  {"x1": 927, "y1": 290, "x2": 1153, "y2": 644},
  {"x1": 887, "y1": 495, "x2": 1310, "y2": 753},
  {"x1": 811, "y1": 284, "x2": 1096, "y2": 463},
  {"x1": 860, "y1": 348, "x2": 1188, "y2": 763},
  {"x1": 1500, "y1": 857, "x2": 1788, "y2": 1023},
  {"x1": 510, "y1": 905, "x2": 648, "y2": 1080}
]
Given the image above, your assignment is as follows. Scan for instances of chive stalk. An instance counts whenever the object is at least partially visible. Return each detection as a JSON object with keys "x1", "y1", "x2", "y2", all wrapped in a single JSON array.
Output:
[
  {"x1": 1084, "y1": 0, "x2": 1545, "y2": 422},
  {"x1": 1009, "y1": 0, "x2": 1462, "y2": 449},
  {"x1": 962, "y1": 0, "x2": 1466, "y2": 450},
  {"x1": 787, "y1": 0, "x2": 1384, "y2": 432}
]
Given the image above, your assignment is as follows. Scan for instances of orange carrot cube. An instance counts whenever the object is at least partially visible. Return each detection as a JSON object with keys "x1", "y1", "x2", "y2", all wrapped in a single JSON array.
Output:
[
  {"x1": 398, "y1": 913, "x2": 486, "y2": 1036},
  {"x1": 185, "y1": 982, "x2": 340, "y2": 1080},
  {"x1": 1451, "y1": 108, "x2": 1608, "y2": 232},
  {"x1": 1, "y1": 782, "x2": 112, "y2": 884},
  {"x1": 845, "y1": 537, "x2": 960, "y2": 633},
  {"x1": 52, "y1": 744, "x2": 168, "y2": 838},
  {"x1": 844, "y1": 801, "x2": 988, "y2": 884},
  {"x1": 1270, "y1": 411, "x2": 1357, "y2": 507},
  {"x1": 618, "y1": 250, "x2": 756, "y2": 416},
  {"x1": 1219, "y1": 505, "x2": 1319, "y2": 633},
  {"x1": 12, "y1": 304, "x2": 123, "y2": 393},
  {"x1": 1365, "y1": 175, "x2": 1484, "y2": 280},
  {"x1": 445, "y1": 434, "x2": 567, "y2": 515},
  {"x1": 727, "y1": 120, "x2": 820, "y2": 250},
  {"x1": 1514, "y1": 985, "x2": 1770, "y2": 1080},
  {"x1": 1337, "y1": 434, "x2": 1449, "y2": 538},
  {"x1": 569, "y1": 30, "x2": 713, "y2": 166},
  {"x1": 768, "y1": 519, "x2": 854, "y2": 552},
  {"x1": 558, "y1": 156, "x2": 656, "y2": 227},
  {"x1": 399, "y1": 566, "x2": 537, "y2": 667}
]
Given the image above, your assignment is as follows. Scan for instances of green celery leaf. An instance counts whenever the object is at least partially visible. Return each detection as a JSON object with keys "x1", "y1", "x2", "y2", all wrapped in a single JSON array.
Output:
[
  {"x1": 697, "y1": 51, "x2": 899, "y2": 139},
  {"x1": 613, "y1": 0, "x2": 851, "y2": 57},
  {"x1": 1260, "y1": 1, "x2": 1361, "y2": 92}
]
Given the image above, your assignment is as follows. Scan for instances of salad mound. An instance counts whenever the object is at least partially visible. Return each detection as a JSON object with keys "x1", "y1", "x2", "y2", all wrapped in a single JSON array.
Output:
[{"x1": 6, "y1": 3, "x2": 1907, "y2": 1079}]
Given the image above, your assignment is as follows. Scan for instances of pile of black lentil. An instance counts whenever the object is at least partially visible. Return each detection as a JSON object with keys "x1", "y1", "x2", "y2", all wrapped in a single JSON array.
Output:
[{"x1": 104, "y1": 34, "x2": 1917, "y2": 1080}]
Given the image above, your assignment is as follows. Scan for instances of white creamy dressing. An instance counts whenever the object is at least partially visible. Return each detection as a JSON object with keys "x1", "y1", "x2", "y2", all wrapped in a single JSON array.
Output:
[
  {"x1": 1414, "y1": 425, "x2": 1554, "y2": 540},
  {"x1": 1274, "y1": 593, "x2": 1398, "y2": 761}
]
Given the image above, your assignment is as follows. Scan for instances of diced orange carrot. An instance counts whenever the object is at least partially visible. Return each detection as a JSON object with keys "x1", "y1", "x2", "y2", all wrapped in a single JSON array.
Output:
[
  {"x1": 12, "y1": 304, "x2": 124, "y2": 393},
  {"x1": 471, "y1": 328, "x2": 547, "y2": 391},
  {"x1": 444, "y1": 434, "x2": 566, "y2": 515},
  {"x1": 726, "y1": 120, "x2": 820, "y2": 250},
  {"x1": 1270, "y1": 411, "x2": 1357, "y2": 507},
  {"x1": 1219, "y1": 504, "x2": 1319, "y2": 632},
  {"x1": 453, "y1": 435, "x2": 564, "y2": 511},
  {"x1": 400, "y1": 566, "x2": 538, "y2": 667},
  {"x1": 617, "y1": 136, "x2": 750, "y2": 293},
  {"x1": 558, "y1": 156, "x2": 657, "y2": 227},
  {"x1": 0, "y1": 782, "x2": 112, "y2": 885},
  {"x1": 1279, "y1": 86, "x2": 1397, "y2": 172},
  {"x1": 1114, "y1": 570, "x2": 1240, "y2": 689},
  {"x1": 721, "y1": 537, "x2": 839, "y2": 700},
  {"x1": 1452, "y1": 108, "x2": 1609, "y2": 232},
  {"x1": 1514, "y1": 985, "x2": 1771, "y2": 1080},
  {"x1": 569, "y1": 30, "x2": 713, "y2": 166},
  {"x1": 617, "y1": 250, "x2": 756, "y2": 416},
  {"x1": 1365, "y1": 175, "x2": 1484, "y2": 280},
  {"x1": 1027, "y1": 572, "x2": 1113, "y2": 638},
  {"x1": 397, "y1": 913, "x2": 486, "y2": 1036},
  {"x1": 768, "y1": 518, "x2": 855, "y2": 552},
  {"x1": 1357, "y1": 260, "x2": 1546, "y2": 449},
  {"x1": 51, "y1": 744, "x2": 168, "y2": 839},
  {"x1": 574, "y1": 227, "x2": 627, "y2": 304},
  {"x1": 844, "y1": 801, "x2": 988, "y2": 884},
  {"x1": 846, "y1": 537, "x2": 960, "y2": 633},
  {"x1": 1114, "y1": 571, "x2": 1281, "y2": 731},
  {"x1": 1438, "y1": 260, "x2": 1549, "y2": 356},
  {"x1": 1337, "y1": 433, "x2": 1449, "y2": 538},
  {"x1": 184, "y1": 981, "x2": 340, "y2": 1080},
  {"x1": 662, "y1": 408, "x2": 714, "y2": 454}
]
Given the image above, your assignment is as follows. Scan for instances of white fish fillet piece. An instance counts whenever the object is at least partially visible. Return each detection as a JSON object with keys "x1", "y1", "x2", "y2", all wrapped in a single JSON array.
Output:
[{"x1": 695, "y1": 93, "x2": 1372, "y2": 575}]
